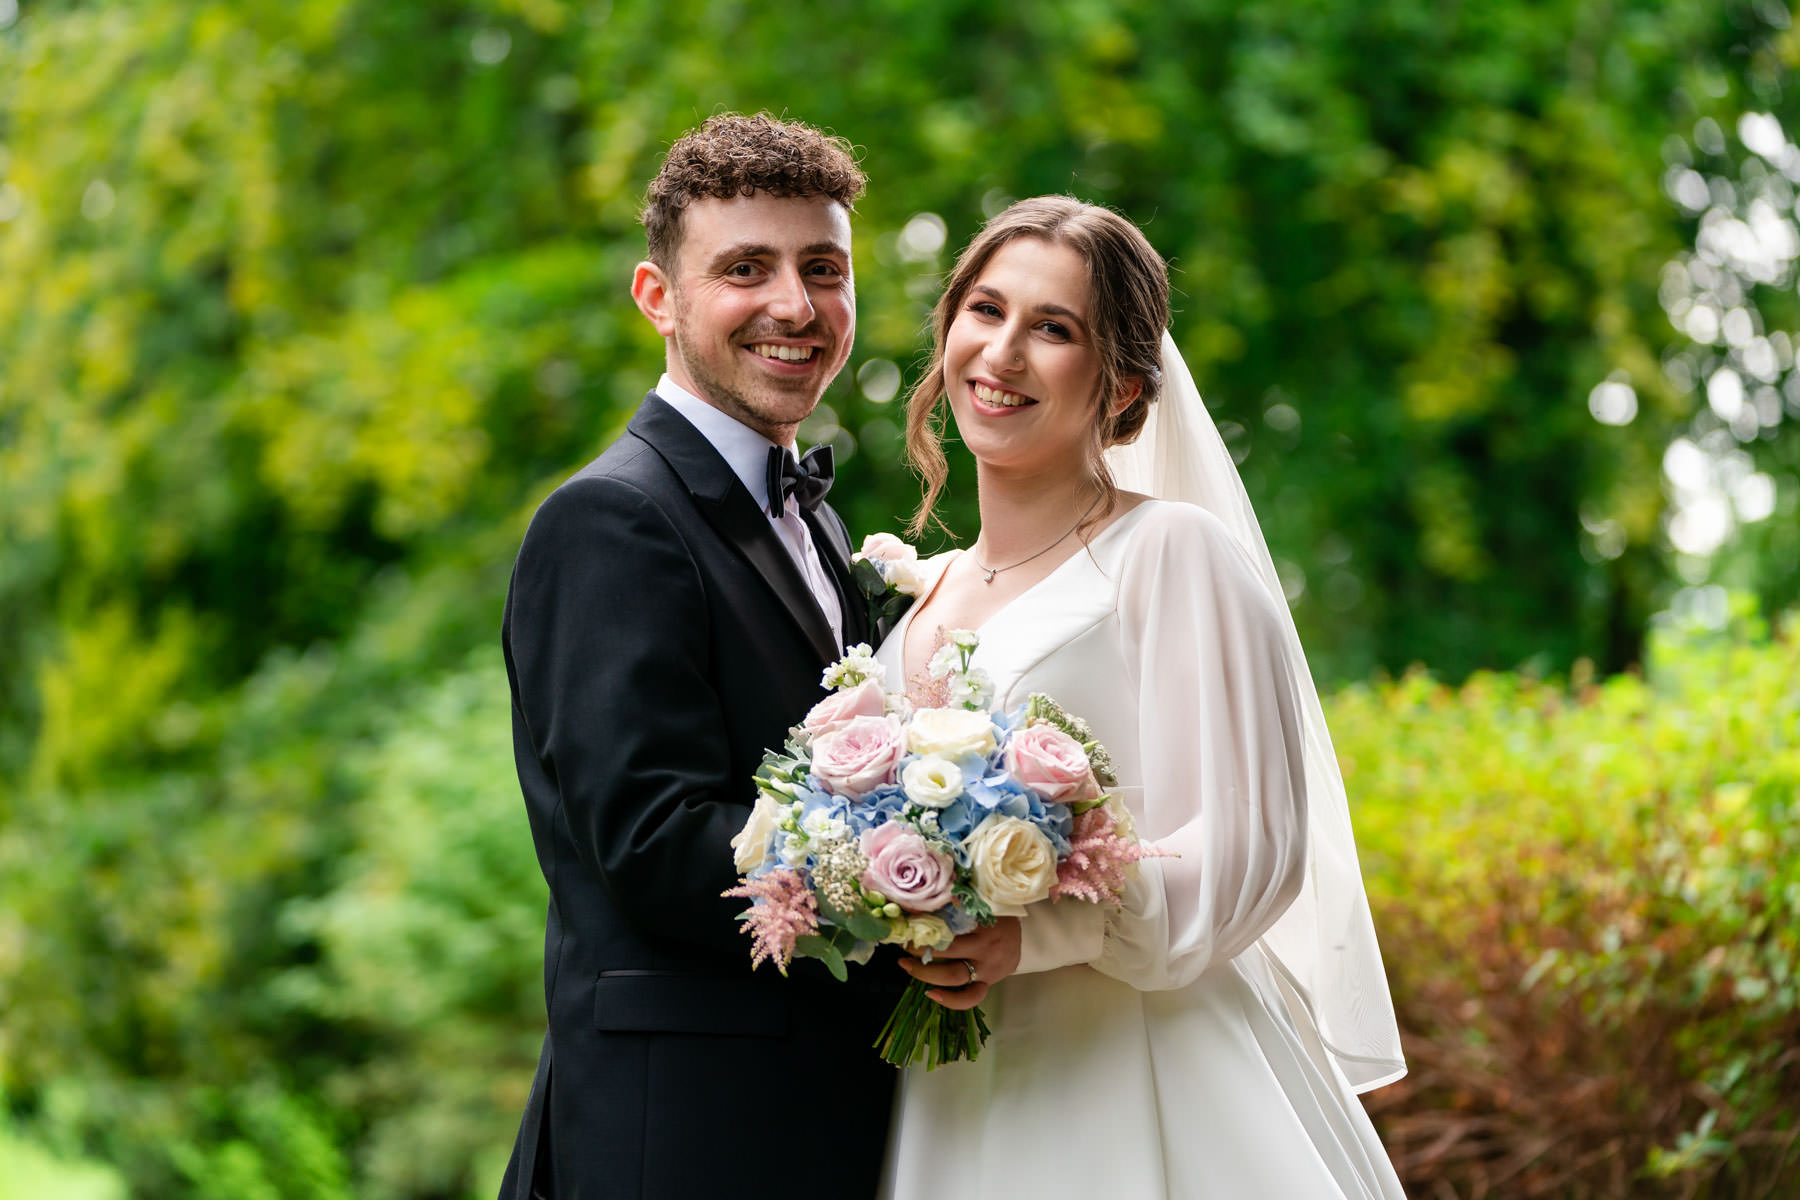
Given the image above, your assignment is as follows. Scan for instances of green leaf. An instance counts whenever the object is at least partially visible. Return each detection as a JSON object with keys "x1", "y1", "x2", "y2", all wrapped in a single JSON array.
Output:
[
  {"x1": 851, "y1": 556, "x2": 890, "y2": 597},
  {"x1": 793, "y1": 934, "x2": 834, "y2": 960},
  {"x1": 841, "y1": 907, "x2": 893, "y2": 943}
]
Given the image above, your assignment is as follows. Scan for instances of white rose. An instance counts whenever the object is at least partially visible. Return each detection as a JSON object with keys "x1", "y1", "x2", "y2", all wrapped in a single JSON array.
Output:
[
  {"x1": 886, "y1": 558, "x2": 926, "y2": 598},
  {"x1": 900, "y1": 755, "x2": 966, "y2": 808},
  {"x1": 731, "y1": 793, "x2": 784, "y2": 873},
  {"x1": 907, "y1": 707, "x2": 998, "y2": 759},
  {"x1": 964, "y1": 815, "x2": 1058, "y2": 917},
  {"x1": 856, "y1": 531, "x2": 918, "y2": 565}
]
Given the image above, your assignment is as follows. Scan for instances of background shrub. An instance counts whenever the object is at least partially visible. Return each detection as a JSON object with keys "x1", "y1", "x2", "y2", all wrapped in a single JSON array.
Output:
[{"x1": 1345, "y1": 609, "x2": 1800, "y2": 1197}]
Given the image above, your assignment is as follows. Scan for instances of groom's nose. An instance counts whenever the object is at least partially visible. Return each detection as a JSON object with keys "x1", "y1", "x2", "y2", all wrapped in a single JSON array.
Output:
[{"x1": 764, "y1": 264, "x2": 816, "y2": 326}]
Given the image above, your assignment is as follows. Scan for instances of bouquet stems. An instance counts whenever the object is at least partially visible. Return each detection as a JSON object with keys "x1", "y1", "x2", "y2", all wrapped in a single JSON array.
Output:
[{"x1": 875, "y1": 979, "x2": 992, "y2": 1069}]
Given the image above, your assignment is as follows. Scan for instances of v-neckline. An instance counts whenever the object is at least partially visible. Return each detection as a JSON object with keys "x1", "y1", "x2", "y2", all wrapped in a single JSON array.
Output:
[{"x1": 893, "y1": 500, "x2": 1158, "y2": 689}]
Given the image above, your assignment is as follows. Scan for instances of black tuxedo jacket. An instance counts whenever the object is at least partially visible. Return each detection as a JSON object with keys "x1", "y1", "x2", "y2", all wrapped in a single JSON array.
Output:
[{"x1": 498, "y1": 395, "x2": 901, "y2": 1200}]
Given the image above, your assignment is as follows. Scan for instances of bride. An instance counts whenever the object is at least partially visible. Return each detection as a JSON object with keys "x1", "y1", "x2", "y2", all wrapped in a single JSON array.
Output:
[{"x1": 875, "y1": 196, "x2": 1407, "y2": 1198}]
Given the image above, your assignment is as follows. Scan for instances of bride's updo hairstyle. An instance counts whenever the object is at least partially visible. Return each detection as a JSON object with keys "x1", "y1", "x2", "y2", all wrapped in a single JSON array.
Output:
[{"x1": 905, "y1": 196, "x2": 1170, "y2": 537}]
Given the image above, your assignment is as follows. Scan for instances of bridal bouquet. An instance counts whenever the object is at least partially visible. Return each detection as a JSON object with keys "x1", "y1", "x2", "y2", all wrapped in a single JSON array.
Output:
[{"x1": 725, "y1": 625, "x2": 1158, "y2": 1069}]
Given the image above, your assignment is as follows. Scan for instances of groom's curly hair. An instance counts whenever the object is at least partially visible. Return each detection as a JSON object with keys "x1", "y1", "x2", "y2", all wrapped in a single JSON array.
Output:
[{"x1": 642, "y1": 113, "x2": 866, "y2": 268}]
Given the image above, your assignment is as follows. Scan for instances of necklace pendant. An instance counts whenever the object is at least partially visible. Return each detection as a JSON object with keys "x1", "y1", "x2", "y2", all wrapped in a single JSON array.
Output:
[{"x1": 982, "y1": 568, "x2": 997, "y2": 584}]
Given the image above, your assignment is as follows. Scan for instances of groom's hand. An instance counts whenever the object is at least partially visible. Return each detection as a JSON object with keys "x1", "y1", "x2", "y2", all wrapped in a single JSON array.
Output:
[{"x1": 900, "y1": 917, "x2": 1022, "y2": 1010}]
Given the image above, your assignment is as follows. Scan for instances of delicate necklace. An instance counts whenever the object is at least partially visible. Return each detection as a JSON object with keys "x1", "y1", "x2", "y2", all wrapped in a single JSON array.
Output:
[{"x1": 972, "y1": 493, "x2": 1103, "y2": 585}]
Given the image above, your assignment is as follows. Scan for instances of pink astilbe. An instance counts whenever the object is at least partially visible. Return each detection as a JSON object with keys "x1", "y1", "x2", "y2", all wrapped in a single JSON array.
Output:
[
  {"x1": 722, "y1": 869, "x2": 818, "y2": 972},
  {"x1": 1050, "y1": 804, "x2": 1165, "y2": 906}
]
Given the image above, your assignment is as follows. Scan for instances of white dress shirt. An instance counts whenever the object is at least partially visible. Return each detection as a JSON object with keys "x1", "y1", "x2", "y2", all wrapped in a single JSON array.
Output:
[{"x1": 656, "y1": 374, "x2": 845, "y2": 648}]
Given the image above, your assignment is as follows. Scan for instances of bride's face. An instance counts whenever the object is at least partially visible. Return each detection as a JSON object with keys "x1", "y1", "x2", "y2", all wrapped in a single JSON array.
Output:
[{"x1": 942, "y1": 237, "x2": 1105, "y2": 478}]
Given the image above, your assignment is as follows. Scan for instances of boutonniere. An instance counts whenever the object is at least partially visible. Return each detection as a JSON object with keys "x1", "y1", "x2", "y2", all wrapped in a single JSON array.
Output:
[{"x1": 849, "y1": 532, "x2": 924, "y2": 634}]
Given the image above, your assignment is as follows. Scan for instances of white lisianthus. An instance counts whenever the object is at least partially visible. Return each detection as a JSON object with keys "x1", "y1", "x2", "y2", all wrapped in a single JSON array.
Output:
[
  {"x1": 964, "y1": 815, "x2": 1059, "y2": 916},
  {"x1": 801, "y1": 810, "x2": 849, "y2": 841},
  {"x1": 948, "y1": 628, "x2": 979, "y2": 652},
  {"x1": 926, "y1": 639, "x2": 963, "y2": 681},
  {"x1": 884, "y1": 912, "x2": 953, "y2": 953},
  {"x1": 907, "y1": 707, "x2": 998, "y2": 759},
  {"x1": 900, "y1": 755, "x2": 966, "y2": 808},
  {"x1": 777, "y1": 833, "x2": 811, "y2": 869},
  {"x1": 731, "y1": 793, "x2": 785, "y2": 873},
  {"x1": 821, "y1": 644, "x2": 886, "y2": 691},
  {"x1": 948, "y1": 666, "x2": 995, "y2": 710}
]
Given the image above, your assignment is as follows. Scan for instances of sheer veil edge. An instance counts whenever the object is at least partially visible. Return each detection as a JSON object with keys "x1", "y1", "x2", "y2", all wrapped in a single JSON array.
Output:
[{"x1": 1105, "y1": 331, "x2": 1406, "y2": 1093}]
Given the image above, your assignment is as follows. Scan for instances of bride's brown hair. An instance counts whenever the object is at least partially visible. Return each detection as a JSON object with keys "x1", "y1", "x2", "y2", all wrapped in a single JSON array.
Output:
[{"x1": 904, "y1": 196, "x2": 1170, "y2": 538}]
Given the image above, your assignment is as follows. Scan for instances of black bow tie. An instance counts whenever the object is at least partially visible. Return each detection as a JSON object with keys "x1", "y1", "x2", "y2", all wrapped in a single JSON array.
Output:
[{"x1": 766, "y1": 444, "x2": 834, "y2": 519}]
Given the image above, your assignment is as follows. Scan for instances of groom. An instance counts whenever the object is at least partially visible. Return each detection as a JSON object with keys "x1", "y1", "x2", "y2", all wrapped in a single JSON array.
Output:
[{"x1": 497, "y1": 114, "x2": 900, "y2": 1199}]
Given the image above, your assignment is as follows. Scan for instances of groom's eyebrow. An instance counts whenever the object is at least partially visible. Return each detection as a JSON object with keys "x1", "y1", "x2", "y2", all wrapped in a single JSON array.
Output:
[
  {"x1": 706, "y1": 242, "x2": 778, "y2": 268},
  {"x1": 706, "y1": 240, "x2": 850, "y2": 269}
]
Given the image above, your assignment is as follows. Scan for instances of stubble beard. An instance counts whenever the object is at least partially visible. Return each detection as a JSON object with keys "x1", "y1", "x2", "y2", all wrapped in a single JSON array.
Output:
[{"x1": 671, "y1": 309, "x2": 834, "y2": 442}]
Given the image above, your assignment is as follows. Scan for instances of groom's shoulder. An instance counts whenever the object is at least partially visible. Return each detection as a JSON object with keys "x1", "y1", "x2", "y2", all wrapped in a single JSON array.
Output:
[
  {"x1": 544, "y1": 398, "x2": 683, "y2": 505},
  {"x1": 516, "y1": 436, "x2": 679, "y2": 552}
]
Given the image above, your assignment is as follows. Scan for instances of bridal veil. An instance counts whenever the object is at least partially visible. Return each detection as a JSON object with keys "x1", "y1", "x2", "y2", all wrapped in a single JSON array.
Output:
[{"x1": 1105, "y1": 332, "x2": 1406, "y2": 1092}]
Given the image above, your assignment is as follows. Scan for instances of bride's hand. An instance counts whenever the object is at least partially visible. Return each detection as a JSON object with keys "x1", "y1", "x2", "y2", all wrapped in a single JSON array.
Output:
[{"x1": 900, "y1": 917, "x2": 1022, "y2": 1010}]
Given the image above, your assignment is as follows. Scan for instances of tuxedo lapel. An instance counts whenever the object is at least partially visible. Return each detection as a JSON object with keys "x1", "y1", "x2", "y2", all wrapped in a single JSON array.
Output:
[{"x1": 627, "y1": 395, "x2": 840, "y2": 664}]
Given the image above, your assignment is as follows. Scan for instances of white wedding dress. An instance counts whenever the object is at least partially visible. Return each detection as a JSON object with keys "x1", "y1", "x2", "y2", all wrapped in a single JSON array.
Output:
[{"x1": 875, "y1": 500, "x2": 1406, "y2": 1199}]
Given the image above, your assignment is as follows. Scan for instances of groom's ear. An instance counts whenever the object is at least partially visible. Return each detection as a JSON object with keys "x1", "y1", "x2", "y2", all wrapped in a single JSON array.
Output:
[{"x1": 631, "y1": 261, "x2": 678, "y2": 337}]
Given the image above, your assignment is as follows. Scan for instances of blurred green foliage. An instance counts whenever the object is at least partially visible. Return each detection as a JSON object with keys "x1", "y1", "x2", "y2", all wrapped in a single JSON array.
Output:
[{"x1": 4, "y1": 0, "x2": 1800, "y2": 1196}]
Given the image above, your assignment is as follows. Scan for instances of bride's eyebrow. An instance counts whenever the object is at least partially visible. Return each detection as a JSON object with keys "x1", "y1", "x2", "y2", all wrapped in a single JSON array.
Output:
[
  {"x1": 1035, "y1": 301, "x2": 1086, "y2": 329},
  {"x1": 972, "y1": 287, "x2": 1080, "y2": 329},
  {"x1": 969, "y1": 285, "x2": 1087, "y2": 329}
]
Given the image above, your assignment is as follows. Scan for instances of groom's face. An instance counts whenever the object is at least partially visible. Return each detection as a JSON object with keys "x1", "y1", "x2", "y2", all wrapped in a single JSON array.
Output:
[{"x1": 634, "y1": 192, "x2": 855, "y2": 443}]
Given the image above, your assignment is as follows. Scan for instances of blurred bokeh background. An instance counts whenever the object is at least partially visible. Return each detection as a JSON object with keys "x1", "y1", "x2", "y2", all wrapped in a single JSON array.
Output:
[{"x1": 2, "y1": 1, "x2": 1797, "y2": 1196}]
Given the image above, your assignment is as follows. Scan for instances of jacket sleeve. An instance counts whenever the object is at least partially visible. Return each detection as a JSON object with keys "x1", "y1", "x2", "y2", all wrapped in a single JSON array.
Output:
[{"x1": 504, "y1": 472, "x2": 751, "y2": 954}]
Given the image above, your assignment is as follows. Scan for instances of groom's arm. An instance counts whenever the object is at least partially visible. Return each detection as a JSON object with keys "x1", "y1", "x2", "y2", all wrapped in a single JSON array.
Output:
[{"x1": 505, "y1": 472, "x2": 748, "y2": 955}]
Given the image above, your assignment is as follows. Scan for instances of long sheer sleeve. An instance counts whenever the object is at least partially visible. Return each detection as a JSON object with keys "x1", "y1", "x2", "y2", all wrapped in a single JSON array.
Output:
[{"x1": 1016, "y1": 503, "x2": 1309, "y2": 989}]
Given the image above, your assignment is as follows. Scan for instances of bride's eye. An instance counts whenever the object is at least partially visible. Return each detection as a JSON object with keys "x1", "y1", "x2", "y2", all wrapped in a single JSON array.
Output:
[{"x1": 968, "y1": 301, "x2": 1003, "y2": 319}]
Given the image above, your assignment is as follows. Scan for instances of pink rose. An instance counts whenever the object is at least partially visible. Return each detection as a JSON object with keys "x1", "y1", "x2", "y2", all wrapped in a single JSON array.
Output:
[
  {"x1": 810, "y1": 715, "x2": 906, "y2": 796},
  {"x1": 803, "y1": 679, "x2": 887, "y2": 737},
  {"x1": 1003, "y1": 723, "x2": 1100, "y2": 803},
  {"x1": 858, "y1": 532, "x2": 916, "y2": 564},
  {"x1": 860, "y1": 822, "x2": 956, "y2": 912}
]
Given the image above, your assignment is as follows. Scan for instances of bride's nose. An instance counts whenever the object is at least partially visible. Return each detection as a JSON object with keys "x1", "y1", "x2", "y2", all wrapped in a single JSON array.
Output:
[{"x1": 982, "y1": 326, "x2": 1025, "y2": 374}]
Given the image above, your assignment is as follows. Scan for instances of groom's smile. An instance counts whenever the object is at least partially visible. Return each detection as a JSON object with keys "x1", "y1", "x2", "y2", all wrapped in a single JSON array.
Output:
[{"x1": 633, "y1": 192, "x2": 856, "y2": 444}]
